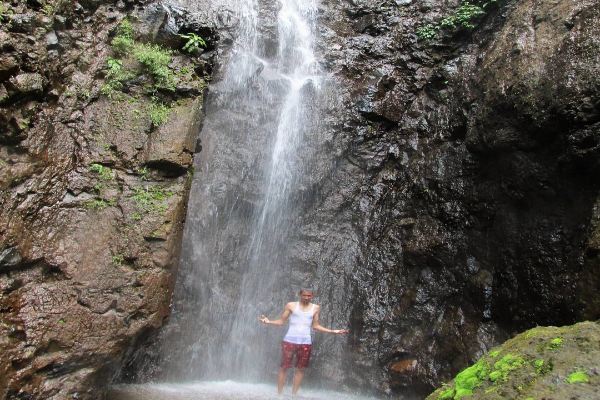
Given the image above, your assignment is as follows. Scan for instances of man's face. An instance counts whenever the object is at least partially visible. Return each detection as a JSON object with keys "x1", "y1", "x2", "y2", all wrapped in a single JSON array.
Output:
[{"x1": 299, "y1": 291, "x2": 313, "y2": 303}]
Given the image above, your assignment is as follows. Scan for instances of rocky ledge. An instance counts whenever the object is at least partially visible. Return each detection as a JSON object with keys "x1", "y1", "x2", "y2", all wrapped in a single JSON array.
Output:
[
  {"x1": 426, "y1": 321, "x2": 600, "y2": 400},
  {"x1": 0, "y1": 0, "x2": 217, "y2": 398}
]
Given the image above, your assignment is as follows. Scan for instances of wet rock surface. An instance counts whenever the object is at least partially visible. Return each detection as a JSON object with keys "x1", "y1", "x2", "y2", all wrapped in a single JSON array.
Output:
[
  {"x1": 426, "y1": 321, "x2": 600, "y2": 400},
  {"x1": 297, "y1": 0, "x2": 600, "y2": 397},
  {"x1": 0, "y1": 0, "x2": 216, "y2": 398}
]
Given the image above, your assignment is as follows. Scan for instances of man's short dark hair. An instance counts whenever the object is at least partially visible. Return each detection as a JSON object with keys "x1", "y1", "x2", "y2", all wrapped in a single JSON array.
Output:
[{"x1": 299, "y1": 289, "x2": 314, "y2": 295}]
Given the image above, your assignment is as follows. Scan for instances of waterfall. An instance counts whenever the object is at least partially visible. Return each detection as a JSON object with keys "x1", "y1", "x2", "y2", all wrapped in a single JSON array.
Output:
[{"x1": 159, "y1": 0, "x2": 327, "y2": 382}]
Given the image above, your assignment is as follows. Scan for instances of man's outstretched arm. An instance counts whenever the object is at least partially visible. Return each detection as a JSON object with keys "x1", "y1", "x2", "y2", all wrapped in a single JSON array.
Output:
[
  {"x1": 259, "y1": 303, "x2": 292, "y2": 326},
  {"x1": 312, "y1": 307, "x2": 349, "y2": 334}
]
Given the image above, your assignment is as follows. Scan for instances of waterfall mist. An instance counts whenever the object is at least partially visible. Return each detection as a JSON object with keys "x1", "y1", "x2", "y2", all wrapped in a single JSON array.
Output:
[{"x1": 154, "y1": 0, "x2": 336, "y2": 383}]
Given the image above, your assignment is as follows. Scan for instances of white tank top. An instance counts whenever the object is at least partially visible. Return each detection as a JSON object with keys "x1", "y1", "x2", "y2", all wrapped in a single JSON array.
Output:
[{"x1": 283, "y1": 303, "x2": 315, "y2": 344}]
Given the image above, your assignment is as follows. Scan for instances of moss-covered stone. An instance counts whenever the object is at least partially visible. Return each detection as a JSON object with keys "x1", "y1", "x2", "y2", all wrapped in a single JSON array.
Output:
[{"x1": 426, "y1": 321, "x2": 600, "y2": 400}]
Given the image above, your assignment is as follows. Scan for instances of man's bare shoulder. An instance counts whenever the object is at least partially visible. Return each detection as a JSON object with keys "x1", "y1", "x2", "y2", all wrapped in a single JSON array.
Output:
[{"x1": 312, "y1": 303, "x2": 321, "y2": 310}]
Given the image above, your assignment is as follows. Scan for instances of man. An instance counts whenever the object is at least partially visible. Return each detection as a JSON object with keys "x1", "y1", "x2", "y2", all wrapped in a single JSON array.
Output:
[{"x1": 259, "y1": 289, "x2": 349, "y2": 395}]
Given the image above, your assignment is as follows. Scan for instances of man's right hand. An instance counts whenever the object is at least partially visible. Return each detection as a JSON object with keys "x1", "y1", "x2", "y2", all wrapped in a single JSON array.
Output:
[{"x1": 259, "y1": 315, "x2": 269, "y2": 324}]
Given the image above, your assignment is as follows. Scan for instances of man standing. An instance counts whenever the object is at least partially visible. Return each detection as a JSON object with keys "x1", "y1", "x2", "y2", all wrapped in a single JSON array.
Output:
[{"x1": 259, "y1": 289, "x2": 349, "y2": 395}]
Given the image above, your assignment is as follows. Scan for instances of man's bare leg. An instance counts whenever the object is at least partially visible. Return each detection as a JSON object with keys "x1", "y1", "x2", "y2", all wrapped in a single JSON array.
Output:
[
  {"x1": 277, "y1": 367, "x2": 288, "y2": 394},
  {"x1": 292, "y1": 368, "x2": 305, "y2": 395}
]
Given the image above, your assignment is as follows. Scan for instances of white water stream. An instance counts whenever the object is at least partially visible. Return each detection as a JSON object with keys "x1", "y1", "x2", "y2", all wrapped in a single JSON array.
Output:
[{"x1": 113, "y1": 0, "x2": 375, "y2": 397}]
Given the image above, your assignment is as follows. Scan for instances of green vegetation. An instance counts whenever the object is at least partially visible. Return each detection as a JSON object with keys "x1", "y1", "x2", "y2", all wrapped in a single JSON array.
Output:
[
  {"x1": 416, "y1": 0, "x2": 497, "y2": 41},
  {"x1": 111, "y1": 19, "x2": 135, "y2": 55},
  {"x1": 534, "y1": 359, "x2": 553, "y2": 375},
  {"x1": 435, "y1": 352, "x2": 554, "y2": 399},
  {"x1": 112, "y1": 253, "x2": 124, "y2": 266},
  {"x1": 133, "y1": 43, "x2": 176, "y2": 91},
  {"x1": 101, "y1": 18, "x2": 193, "y2": 128},
  {"x1": 131, "y1": 185, "x2": 173, "y2": 215},
  {"x1": 548, "y1": 337, "x2": 564, "y2": 350},
  {"x1": 567, "y1": 371, "x2": 589, "y2": 384},
  {"x1": 180, "y1": 32, "x2": 206, "y2": 53},
  {"x1": 0, "y1": 2, "x2": 13, "y2": 24},
  {"x1": 137, "y1": 167, "x2": 150, "y2": 181},
  {"x1": 429, "y1": 322, "x2": 600, "y2": 400},
  {"x1": 101, "y1": 58, "x2": 133, "y2": 97},
  {"x1": 84, "y1": 198, "x2": 115, "y2": 210},
  {"x1": 89, "y1": 163, "x2": 114, "y2": 181},
  {"x1": 488, "y1": 354, "x2": 526, "y2": 382},
  {"x1": 148, "y1": 100, "x2": 171, "y2": 126},
  {"x1": 416, "y1": 24, "x2": 438, "y2": 41}
]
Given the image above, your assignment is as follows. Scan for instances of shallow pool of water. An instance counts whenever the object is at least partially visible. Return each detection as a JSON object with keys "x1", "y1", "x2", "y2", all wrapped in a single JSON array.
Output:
[{"x1": 109, "y1": 381, "x2": 381, "y2": 400}]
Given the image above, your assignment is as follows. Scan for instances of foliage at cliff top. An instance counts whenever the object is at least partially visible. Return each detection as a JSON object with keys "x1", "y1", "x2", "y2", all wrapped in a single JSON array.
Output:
[
  {"x1": 416, "y1": 0, "x2": 499, "y2": 41},
  {"x1": 426, "y1": 321, "x2": 600, "y2": 400},
  {"x1": 100, "y1": 18, "x2": 206, "y2": 129}
]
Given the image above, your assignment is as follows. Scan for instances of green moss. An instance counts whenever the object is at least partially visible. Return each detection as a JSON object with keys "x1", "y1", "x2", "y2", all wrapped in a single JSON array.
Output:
[
  {"x1": 548, "y1": 337, "x2": 564, "y2": 350},
  {"x1": 534, "y1": 359, "x2": 553, "y2": 375},
  {"x1": 453, "y1": 359, "x2": 490, "y2": 398},
  {"x1": 438, "y1": 387, "x2": 455, "y2": 400},
  {"x1": 489, "y1": 350, "x2": 501, "y2": 358},
  {"x1": 488, "y1": 354, "x2": 526, "y2": 382},
  {"x1": 566, "y1": 371, "x2": 589, "y2": 384}
]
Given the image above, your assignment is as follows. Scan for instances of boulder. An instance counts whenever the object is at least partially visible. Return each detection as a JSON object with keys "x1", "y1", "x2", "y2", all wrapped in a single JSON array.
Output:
[{"x1": 426, "y1": 321, "x2": 600, "y2": 400}]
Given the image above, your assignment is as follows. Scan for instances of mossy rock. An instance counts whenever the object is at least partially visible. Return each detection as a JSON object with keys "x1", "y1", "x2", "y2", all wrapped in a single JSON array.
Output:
[{"x1": 426, "y1": 321, "x2": 600, "y2": 400}]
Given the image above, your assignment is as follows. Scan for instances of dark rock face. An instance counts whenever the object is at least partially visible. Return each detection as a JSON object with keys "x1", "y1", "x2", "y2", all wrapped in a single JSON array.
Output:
[
  {"x1": 297, "y1": 0, "x2": 600, "y2": 396},
  {"x1": 0, "y1": 1, "x2": 216, "y2": 399}
]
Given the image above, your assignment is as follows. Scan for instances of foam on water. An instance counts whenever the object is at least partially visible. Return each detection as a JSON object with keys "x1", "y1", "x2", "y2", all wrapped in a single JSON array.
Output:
[{"x1": 111, "y1": 381, "x2": 380, "y2": 400}]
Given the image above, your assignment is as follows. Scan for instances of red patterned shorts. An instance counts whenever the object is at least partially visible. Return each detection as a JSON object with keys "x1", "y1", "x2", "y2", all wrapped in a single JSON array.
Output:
[{"x1": 280, "y1": 341, "x2": 312, "y2": 369}]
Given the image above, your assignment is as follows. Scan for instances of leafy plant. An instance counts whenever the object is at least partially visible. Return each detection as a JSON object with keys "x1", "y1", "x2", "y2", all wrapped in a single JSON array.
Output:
[
  {"x1": 89, "y1": 163, "x2": 114, "y2": 180},
  {"x1": 111, "y1": 19, "x2": 135, "y2": 55},
  {"x1": 131, "y1": 185, "x2": 173, "y2": 214},
  {"x1": 133, "y1": 43, "x2": 176, "y2": 91},
  {"x1": 137, "y1": 166, "x2": 149, "y2": 180},
  {"x1": 416, "y1": 0, "x2": 496, "y2": 41},
  {"x1": 148, "y1": 100, "x2": 171, "y2": 127},
  {"x1": 440, "y1": 2, "x2": 486, "y2": 30},
  {"x1": 416, "y1": 24, "x2": 438, "y2": 41},
  {"x1": 179, "y1": 32, "x2": 206, "y2": 53}
]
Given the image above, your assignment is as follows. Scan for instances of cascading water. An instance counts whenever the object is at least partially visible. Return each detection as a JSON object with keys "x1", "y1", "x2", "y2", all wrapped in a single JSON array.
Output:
[
  {"x1": 112, "y1": 0, "x2": 380, "y2": 398},
  {"x1": 157, "y1": 0, "x2": 326, "y2": 382}
]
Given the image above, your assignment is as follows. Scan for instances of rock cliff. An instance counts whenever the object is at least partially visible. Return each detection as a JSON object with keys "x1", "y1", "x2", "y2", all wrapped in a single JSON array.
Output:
[
  {"x1": 302, "y1": 0, "x2": 600, "y2": 396},
  {"x1": 0, "y1": 0, "x2": 215, "y2": 398}
]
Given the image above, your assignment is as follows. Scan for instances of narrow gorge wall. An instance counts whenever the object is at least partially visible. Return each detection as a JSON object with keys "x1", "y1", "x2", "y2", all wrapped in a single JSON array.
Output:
[
  {"x1": 300, "y1": 0, "x2": 600, "y2": 396},
  {"x1": 0, "y1": 0, "x2": 216, "y2": 398}
]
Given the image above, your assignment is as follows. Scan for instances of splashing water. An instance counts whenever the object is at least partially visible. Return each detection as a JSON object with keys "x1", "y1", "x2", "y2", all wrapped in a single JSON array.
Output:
[{"x1": 151, "y1": 0, "x2": 333, "y2": 384}]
